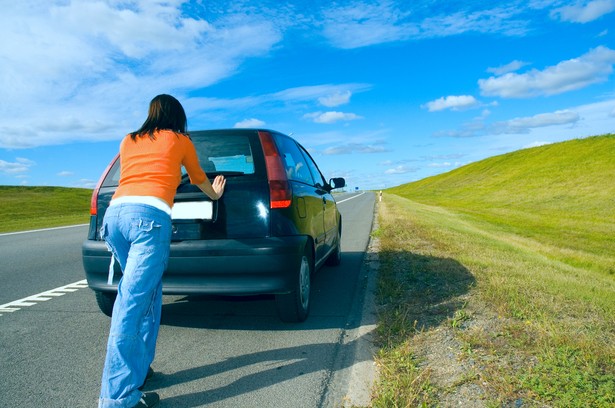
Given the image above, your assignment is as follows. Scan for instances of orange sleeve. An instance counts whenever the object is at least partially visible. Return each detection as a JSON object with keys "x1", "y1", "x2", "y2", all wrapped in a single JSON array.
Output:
[{"x1": 182, "y1": 136, "x2": 207, "y2": 185}]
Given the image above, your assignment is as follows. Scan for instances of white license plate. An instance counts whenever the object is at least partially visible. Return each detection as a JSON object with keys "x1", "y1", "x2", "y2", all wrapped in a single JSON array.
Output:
[{"x1": 171, "y1": 201, "x2": 213, "y2": 220}]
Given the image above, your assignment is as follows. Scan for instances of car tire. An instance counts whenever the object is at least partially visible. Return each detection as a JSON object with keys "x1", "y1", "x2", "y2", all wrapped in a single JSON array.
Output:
[
  {"x1": 95, "y1": 291, "x2": 116, "y2": 317},
  {"x1": 325, "y1": 230, "x2": 342, "y2": 266},
  {"x1": 275, "y1": 245, "x2": 312, "y2": 323}
]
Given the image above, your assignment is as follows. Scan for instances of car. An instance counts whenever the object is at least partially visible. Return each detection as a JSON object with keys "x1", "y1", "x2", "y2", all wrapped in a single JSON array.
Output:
[{"x1": 82, "y1": 128, "x2": 345, "y2": 322}]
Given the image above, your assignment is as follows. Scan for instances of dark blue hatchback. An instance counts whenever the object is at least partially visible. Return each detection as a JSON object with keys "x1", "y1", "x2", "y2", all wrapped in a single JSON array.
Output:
[{"x1": 82, "y1": 129, "x2": 345, "y2": 322}]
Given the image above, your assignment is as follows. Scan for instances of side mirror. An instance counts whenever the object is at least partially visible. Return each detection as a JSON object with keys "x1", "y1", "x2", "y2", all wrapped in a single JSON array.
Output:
[{"x1": 329, "y1": 177, "x2": 346, "y2": 190}]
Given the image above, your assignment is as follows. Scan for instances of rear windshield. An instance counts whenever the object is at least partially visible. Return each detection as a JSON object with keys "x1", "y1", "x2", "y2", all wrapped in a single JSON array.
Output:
[
  {"x1": 190, "y1": 133, "x2": 255, "y2": 175},
  {"x1": 101, "y1": 133, "x2": 255, "y2": 187}
]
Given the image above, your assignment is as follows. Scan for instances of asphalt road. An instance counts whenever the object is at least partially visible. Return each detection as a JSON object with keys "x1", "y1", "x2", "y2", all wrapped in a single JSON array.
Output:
[{"x1": 0, "y1": 191, "x2": 376, "y2": 408}]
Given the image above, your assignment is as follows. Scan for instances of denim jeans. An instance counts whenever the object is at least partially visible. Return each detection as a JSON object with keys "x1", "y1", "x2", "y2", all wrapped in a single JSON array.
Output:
[{"x1": 98, "y1": 203, "x2": 172, "y2": 408}]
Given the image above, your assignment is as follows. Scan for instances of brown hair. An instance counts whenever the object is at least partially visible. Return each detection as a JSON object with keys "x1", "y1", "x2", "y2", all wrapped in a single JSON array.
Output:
[{"x1": 129, "y1": 94, "x2": 188, "y2": 141}]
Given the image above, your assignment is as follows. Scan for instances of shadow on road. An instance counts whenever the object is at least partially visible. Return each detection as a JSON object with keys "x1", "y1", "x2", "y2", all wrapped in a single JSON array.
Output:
[
  {"x1": 144, "y1": 336, "x2": 371, "y2": 407},
  {"x1": 159, "y1": 250, "x2": 370, "y2": 332}
]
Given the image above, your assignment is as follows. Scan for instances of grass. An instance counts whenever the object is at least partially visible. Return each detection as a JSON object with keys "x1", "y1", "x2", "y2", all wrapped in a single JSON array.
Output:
[
  {"x1": 0, "y1": 186, "x2": 92, "y2": 233},
  {"x1": 371, "y1": 134, "x2": 615, "y2": 407}
]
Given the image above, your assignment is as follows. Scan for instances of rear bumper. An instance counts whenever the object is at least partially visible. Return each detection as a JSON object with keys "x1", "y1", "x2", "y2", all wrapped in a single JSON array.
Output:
[{"x1": 82, "y1": 236, "x2": 307, "y2": 295}]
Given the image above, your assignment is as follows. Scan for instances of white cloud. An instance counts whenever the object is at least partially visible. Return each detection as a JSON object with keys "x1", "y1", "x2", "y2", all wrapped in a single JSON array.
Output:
[
  {"x1": 234, "y1": 118, "x2": 266, "y2": 128},
  {"x1": 487, "y1": 60, "x2": 530, "y2": 75},
  {"x1": 319, "y1": 3, "x2": 532, "y2": 49},
  {"x1": 318, "y1": 91, "x2": 352, "y2": 107},
  {"x1": 274, "y1": 84, "x2": 369, "y2": 102},
  {"x1": 551, "y1": 0, "x2": 615, "y2": 23},
  {"x1": 0, "y1": 158, "x2": 35, "y2": 174},
  {"x1": 323, "y1": 142, "x2": 388, "y2": 155},
  {"x1": 523, "y1": 141, "x2": 552, "y2": 148},
  {"x1": 498, "y1": 110, "x2": 580, "y2": 133},
  {"x1": 57, "y1": 171, "x2": 74, "y2": 177},
  {"x1": 479, "y1": 46, "x2": 615, "y2": 98},
  {"x1": 304, "y1": 111, "x2": 363, "y2": 124},
  {"x1": 0, "y1": 1, "x2": 282, "y2": 148},
  {"x1": 321, "y1": 2, "x2": 416, "y2": 49},
  {"x1": 423, "y1": 95, "x2": 479, "y2": 112},
  {"x1": 385, "y1": 165, "x2": 419, "y2": 175}
]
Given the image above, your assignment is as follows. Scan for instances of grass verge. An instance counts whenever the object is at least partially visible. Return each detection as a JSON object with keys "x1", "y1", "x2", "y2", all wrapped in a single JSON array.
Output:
[
  {"x1": 0, "y1": 186, "x2": 92, "y2": 233},
  {"x1": 370, "y1": 194, "x2": 614, "y2": 407}
]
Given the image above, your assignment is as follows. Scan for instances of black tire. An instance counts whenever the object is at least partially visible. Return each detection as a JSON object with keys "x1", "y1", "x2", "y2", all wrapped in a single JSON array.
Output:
[
  {"x1": 95, "y1": 291, "x2": 116, "y2": 317},
  {"x1": 325, "y1": 229, "x2": 342, "y2": 266},
  {"x1": 275, "y1": 245, "x2": 313, "y2": 323}
]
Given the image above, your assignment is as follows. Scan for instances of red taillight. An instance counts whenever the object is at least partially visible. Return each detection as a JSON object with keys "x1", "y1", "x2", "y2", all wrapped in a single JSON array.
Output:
[
  {"x1": 258, "y1": 131, "x2": 292, "y2": 209},
  {"x1": 90, "y1": 154, "x2": 119, "y2": 216}
]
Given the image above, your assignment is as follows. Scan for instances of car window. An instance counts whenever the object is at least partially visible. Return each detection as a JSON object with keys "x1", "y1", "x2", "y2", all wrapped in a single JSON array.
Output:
[
  {"x1": 274, "y1": 135, "x2": 314, "y2": 185},
  {"x1": 190, "y1": 134, "x2": 255, "y2": 175},
  {"x1": 101, "y1": 159, "x2": 120, "y2": 187},
  {"x1": 300, "y1": 146, "x2": 326, "y2": 187}
]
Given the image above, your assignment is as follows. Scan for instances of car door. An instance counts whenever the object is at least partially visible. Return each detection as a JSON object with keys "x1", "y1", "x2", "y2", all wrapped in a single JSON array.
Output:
[
  {"x1": 273, "y1": 134, "x2": 327, "y2": 261},
  {"x1": 299, "y1": 145, "x2": 338, "y2": 258}
]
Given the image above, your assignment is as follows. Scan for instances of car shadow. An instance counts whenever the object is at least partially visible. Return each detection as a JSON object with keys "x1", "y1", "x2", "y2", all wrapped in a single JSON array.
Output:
[
  {"x1": 376, "y1": 249, "x2": 475, "y2": 342},
  {"x1": 159, "y1": 250, "x2": 372, "y2": 331},
  {"x1": 150, "y1": 249, "x2": 473, "y2": 406}
]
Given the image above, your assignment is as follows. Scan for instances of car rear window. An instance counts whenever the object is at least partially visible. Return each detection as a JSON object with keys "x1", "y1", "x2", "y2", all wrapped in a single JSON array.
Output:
[
  {"x1": 190, "y1": 134, "x2": 255, "y2": 175},
  {"x1": 101, "y1": 133, "x2": 256, "y2": 187}
]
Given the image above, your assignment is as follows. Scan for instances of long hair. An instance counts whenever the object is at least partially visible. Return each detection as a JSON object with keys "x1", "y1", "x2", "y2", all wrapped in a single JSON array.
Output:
[{"x1": 129, "y1": 94, "x2": 188, "y2": 141}]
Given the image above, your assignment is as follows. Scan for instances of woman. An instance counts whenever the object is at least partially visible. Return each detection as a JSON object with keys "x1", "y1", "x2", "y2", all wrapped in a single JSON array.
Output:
[{"x1": 99, "y1": 94, "x2": 225, "y2": 408}]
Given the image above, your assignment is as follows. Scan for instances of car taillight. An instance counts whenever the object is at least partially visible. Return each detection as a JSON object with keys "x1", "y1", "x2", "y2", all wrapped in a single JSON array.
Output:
[
  {"x1": 90, "y1": 154, "x2": 119, "y2": 216},
  {"x1": 258, "y1": 131, "x2": 292, "y2": 209}
]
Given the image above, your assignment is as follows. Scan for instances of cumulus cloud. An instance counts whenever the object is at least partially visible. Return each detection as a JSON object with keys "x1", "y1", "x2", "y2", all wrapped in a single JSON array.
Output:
[
  {"x1": 304, "y1": 111, "x2": 363, "y2": 124},
  {"x1": 479, "y1": 46, "x2": 615, "y2": 98},
  {"x1": 551, "y1": 0, "x2": 615, "y2": 23},
  {"x1": 0, "y1": 1, "x2": 283, "y2": 148},
  {"x1": 234, "y1": 118, "x2": 266, "y2": 128},
  {"x1": 0, "y1": 158, "x2": 35, "y2": 174},
  {"x1": 318, "y1": 91, "x2": 352, "y2": 107},
  {"x1": 423, "y1": 95, "x2": 479, "y2": 112}
]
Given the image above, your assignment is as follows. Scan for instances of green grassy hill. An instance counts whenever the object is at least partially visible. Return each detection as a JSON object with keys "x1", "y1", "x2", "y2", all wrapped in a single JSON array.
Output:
[
  {"x1": 373, "y1": 134, "x2": 614, "y2": 406},
  {"x1": 0, "y1": 186, "x2": 92, "y2": 233},
  {"x1": 389, "y1": 134, "x2": 615, "y2": 274}
]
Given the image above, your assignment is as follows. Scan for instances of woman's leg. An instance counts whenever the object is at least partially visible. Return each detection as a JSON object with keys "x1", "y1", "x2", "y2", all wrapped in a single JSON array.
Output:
[{"x1": 99, "y1": 205, "x2": 170, "y2": 408}]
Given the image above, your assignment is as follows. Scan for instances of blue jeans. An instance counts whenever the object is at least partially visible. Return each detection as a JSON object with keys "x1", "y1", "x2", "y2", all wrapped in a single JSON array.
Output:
[{"x1": 98, "y1": 203, "x2": 172, "y2": 408}]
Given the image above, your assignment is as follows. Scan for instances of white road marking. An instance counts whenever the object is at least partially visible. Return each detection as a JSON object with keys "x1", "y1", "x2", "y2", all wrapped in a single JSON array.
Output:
[
  {"x1": 0, "y1": 224, "x2": 88, "y2": 237},
  {"x1": 336, "y1": 191, "x2": 366, "y2": 204},
  {"x1": 0, "y1": 279, "x2": 88, "y2": 316}
]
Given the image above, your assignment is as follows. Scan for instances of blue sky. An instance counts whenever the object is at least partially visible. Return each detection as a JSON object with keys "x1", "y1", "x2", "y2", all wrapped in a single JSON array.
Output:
[{"x1": 1, "y1": 1, "x2": 614, "y2": 191}]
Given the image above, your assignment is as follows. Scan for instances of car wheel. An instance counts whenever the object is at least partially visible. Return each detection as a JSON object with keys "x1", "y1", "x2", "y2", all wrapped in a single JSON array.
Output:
[
  {"x1": 275, "y1": 245, "x2": 312, "y2": 323},
  {"x1": 95, "y1": 291, "x2": 116, "y2": 317}
]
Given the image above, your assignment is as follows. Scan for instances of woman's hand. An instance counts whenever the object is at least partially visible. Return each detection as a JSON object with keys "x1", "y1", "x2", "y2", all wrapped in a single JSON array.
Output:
[
  {"x1": 196, "y1": 175, "x2": 226, "y2": 200},
  {"x1": 211, "y1": 175, "x2": 226, "y2": 200}
]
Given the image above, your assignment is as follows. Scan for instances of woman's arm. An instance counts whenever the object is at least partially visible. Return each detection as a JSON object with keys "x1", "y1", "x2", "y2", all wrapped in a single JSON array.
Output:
[{"x1": 196, "y1": 175, "x2": 226, "y2": 200}]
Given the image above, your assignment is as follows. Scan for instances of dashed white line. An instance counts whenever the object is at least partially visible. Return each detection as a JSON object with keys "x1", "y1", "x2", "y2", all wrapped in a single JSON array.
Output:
[{"x1": 0, "y1": 279, "x2": 89, "y2": 316}]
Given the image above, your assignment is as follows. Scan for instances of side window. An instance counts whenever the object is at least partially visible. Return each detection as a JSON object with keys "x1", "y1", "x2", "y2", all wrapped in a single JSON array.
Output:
[
  {"x1": 274, "y1": 135, "x2": 314, "y2": 185},
  {"x1": 300, "y1": 146, "x2": 326, "y2": 188}
]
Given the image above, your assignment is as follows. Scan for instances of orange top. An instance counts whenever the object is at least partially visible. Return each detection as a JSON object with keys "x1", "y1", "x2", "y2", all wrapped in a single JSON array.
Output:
[{"x1": 112, "y1": 130, "x2": 207, "y2": 207}]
